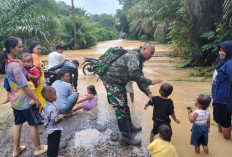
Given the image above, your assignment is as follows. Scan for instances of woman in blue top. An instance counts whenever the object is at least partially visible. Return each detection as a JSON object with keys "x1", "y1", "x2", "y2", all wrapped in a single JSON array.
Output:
[{"x1": 212, "y1": 40, "x2": 232, "y2": 140}]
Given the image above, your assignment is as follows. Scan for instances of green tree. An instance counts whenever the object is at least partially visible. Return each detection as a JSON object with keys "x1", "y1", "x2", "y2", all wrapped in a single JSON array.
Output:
[{"x1": 0, "y1": 0, "x2": 58, "y2": 53}]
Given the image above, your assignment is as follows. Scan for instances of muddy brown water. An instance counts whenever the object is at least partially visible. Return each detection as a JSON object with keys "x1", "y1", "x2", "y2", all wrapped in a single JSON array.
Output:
[{"x1": 1, "y1": 40, "x2": 232, "y2": 157}]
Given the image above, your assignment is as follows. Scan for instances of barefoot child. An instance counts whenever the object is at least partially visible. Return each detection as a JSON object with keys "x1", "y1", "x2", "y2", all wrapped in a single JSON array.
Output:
[
  {"x1": 144, "y1": 83, "x2": 180, "y2": 143},
  {"x1": 187, "y1": 94, "x2": 211, "y2": 154},
  {"x1": 42, "y1": 86, "x2": 64, "y2": 157},
  {"x1": 147, "y1": 124, "x2": 178, "y2": 157},
  {"x1": 72, "y1": 85, "x2": 98, "y2": 115}
]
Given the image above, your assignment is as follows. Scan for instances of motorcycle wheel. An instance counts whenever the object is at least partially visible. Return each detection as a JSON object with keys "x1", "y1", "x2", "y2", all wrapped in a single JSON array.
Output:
[{"x1": 83, "y1": 63, "x2": 95, "y2": 75}]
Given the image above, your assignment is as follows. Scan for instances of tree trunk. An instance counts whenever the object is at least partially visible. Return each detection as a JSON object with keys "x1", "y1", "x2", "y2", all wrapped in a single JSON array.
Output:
[{"x1": 71, "y1": 0, "x2": 77, "y2": 46}]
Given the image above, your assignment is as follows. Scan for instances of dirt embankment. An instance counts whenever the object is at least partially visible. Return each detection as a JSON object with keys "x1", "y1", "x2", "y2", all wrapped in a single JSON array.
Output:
[{"x1": 0, "y1": 110, "x2": 149, "y2": 157}]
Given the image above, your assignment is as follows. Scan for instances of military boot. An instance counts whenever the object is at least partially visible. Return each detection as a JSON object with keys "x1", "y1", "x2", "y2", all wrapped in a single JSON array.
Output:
[
  {"x1": 126, "y1": 106, "x2": 142, "y2": 133},
  {"x1": 117, "y1": 116, "x2": 141, "y2": 146}
]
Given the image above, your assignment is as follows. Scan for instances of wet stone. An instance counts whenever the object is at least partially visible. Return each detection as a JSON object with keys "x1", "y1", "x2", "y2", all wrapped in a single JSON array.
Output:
[
  {"x1": 110, "y1": 132, "x2": 119, "y2": 141},
  {"x1": 94, "y1": 124, "x2": 106, "y2": 132}
]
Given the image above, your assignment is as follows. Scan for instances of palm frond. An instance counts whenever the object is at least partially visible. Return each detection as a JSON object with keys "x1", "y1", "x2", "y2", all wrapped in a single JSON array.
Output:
[{"x1": 223, "y1": 0, "x2": 232, "y2": 27}]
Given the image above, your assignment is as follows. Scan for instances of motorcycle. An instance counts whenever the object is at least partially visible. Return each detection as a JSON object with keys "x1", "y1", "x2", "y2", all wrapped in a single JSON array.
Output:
[
  {"x1": 42, "y1": 60, "x2": 58, "y2": 86},
  {"x1": 44, "y1": 70, "x2": 57, "y2": 86},
  {"x1": 81, "y1": 57, "x2": 98, "y2": 75}
]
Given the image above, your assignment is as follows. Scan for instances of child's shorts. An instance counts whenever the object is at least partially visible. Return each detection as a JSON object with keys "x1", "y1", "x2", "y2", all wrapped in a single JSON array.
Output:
[
  {"x1": 151, "y1": 119, "x2": 171, "y2": 135},
  {"x1": 13, "y1": 104, "x2": 42, "y2": 126},
  {"x1": 190, "y1": 124, "x2": 208, "y2": 147},
  {"x1": 81, "y1": 100, "x2": 97, "y2": 110}
]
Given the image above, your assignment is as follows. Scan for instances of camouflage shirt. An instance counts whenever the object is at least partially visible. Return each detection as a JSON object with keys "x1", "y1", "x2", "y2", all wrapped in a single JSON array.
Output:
[{"x1": 103, "y1": 48, "x2": 152, "y2": 95}]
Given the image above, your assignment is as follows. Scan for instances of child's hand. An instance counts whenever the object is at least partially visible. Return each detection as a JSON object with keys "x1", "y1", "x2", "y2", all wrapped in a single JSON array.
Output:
[
  {"x1": 175, "y1": 119, "x2": 180, "y2": 124},
  {"x1": 187, "y1": 106, "x2": 192, "y2": 113},
  {"x1": 144, "y1": 104, "x2": 149, "y2": 110},
  {"x1": 58, "y1": 114, "x2": 64, "y2": 121},
  {"x1": 187, "y1": 109, "x2": 192, "y2": 113}
]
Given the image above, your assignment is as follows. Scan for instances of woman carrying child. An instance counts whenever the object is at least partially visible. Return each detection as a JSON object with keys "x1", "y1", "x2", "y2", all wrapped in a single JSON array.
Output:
[
  {"x1": 0, "y1": 37, "x2": 47, "y2": 156},
  {"x1": 2, "y1": 53, "x2": 40, "y2": 104},
  {"x1": 187, "y1": 94, "x2": 211, "y2": 154},
  {"x1": 72, "y1": 85, "x2": 98, "y2": 115}
]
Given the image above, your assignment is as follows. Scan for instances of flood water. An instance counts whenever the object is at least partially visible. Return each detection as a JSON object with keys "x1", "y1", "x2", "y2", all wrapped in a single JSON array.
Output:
[{"x1": 1, "y1": 40, "x2": 232, "y2": 156}]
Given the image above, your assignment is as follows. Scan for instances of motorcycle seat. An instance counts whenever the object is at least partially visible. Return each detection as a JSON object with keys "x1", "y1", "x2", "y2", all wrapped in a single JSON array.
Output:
[{"x1": 84, "y1": 57, "x2": 98, "y2": 61}]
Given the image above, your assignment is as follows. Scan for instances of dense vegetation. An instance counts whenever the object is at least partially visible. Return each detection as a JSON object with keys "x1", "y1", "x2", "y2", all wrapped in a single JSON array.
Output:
[
  {"x1": 117, "y1": 0, "x2": 232, "y2": 67},
  {"x1": 0, "y1": 0, "x2": 119, "y2": 54},
  {"x1": 1, "y1": 0, "x2": 232, "y2": 67}
]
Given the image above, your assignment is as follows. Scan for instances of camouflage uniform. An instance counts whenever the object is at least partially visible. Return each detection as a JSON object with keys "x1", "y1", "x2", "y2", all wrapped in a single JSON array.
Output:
[{"x1": 102, "y1": 48, "x2": 152, "y2": 119}]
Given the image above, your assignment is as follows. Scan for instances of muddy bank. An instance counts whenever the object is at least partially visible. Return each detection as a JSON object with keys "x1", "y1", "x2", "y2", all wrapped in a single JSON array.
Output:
[{"x1": 0, "y1": 109, "x2": 149, "y2": 157}]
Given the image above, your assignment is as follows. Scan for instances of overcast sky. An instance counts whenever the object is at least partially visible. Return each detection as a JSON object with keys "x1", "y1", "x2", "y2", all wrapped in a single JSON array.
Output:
[{"x1": 56, "y1": 0, "x2": 122, "y2": 14}]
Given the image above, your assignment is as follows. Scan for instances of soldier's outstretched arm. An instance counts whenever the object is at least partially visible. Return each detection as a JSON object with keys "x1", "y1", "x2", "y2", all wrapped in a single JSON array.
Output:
[
  {"x1": 151, "y1": 79, "x2": 163, "y2": 85},
  {"x1": 126, "y1": 55, "x2": 152, "y2": 85}
]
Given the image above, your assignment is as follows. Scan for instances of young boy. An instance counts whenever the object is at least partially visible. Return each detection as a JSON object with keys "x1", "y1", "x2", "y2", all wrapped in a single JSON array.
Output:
[
  {"x1": 144, "y1": 83, "x2": 180, "y2": 143},
  {"x1": 187, "y1": 94, "x2": 211, "y2": 154},
  {"x1": 41, "y1": 86, "x2": 64, "y2": 157},
  {"x1": 147, "y1": 124, "x2": 178, "y2": 157}
]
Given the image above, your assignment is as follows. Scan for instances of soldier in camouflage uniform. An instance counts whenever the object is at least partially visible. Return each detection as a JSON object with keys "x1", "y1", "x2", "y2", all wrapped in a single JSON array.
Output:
[{"x1": 102, "y1": 42, "x2": 163, "y2": 146}]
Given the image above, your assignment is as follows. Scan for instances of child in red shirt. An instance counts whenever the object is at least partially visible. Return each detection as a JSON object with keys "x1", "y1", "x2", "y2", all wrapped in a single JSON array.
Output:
[
  {"x1": 2, "y1": 53, "x2": 40, "y2": 104},
  {"x1": 22, "y1": 53, "x2": 40, "y2": 89}
]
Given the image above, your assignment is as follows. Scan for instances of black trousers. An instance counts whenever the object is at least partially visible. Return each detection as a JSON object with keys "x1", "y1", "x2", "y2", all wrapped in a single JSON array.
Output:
[{"x1": 47, "y1": 130, "x2": 61, "y2": 157}]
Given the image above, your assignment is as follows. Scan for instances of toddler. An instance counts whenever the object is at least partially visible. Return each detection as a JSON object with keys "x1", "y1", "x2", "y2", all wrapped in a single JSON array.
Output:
[
  {"x1": 144, "y1": 83, "x2": 180, "y2": 143},
  {"x1": 187, "y1": 94, "x2": 211, "y2": 154},
  {"x1": 147, "y1": 124, "x2": 178, "y2": 157},
  {"x1": 2, "y1": 53, "x2": 40, "y2": 104},
  {"x1": 22, "y1": 53, "x2": 40, "y2": 89},
  {"x1": 72, "y1": 85, "x2": 98, "y2": 115},
  {"x1": 42, "y1": 86, "x2": 64, "y2": 157}
]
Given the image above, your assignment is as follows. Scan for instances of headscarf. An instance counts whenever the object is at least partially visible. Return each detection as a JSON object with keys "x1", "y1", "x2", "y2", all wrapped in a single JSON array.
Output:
[
  {"x1": 28, "y1": 41, "x2": 40, "y2": 54},
  {"x1": 216, "y1": 40, "x2": 232, "y2": 70}
]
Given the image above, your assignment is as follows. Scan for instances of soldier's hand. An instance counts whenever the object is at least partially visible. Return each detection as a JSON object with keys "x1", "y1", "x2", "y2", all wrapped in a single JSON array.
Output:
[{"x1": 151, "y1": 79, "x2": 163, "y2": 85}]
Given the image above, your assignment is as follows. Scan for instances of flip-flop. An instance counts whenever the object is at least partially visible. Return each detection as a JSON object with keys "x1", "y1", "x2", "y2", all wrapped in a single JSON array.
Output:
[
  {"x1": 34, "y1": 145, "x2": 48, "y2": 156},
  {"x1": 12, "y1": 146, "x2": 26, "y2": 157}
]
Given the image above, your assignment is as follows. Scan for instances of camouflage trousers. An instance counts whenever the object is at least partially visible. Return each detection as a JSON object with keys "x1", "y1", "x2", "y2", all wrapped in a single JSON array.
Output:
[{"x1": 104, "y1": 83, "x2": 129, "y2": 119}]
